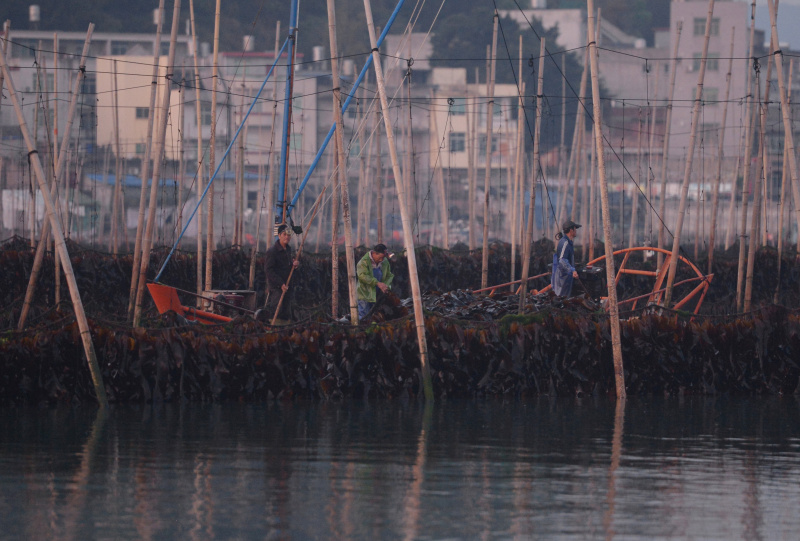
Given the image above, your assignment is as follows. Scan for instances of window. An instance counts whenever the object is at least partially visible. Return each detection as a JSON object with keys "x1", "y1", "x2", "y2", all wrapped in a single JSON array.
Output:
[
  {"x1": 692, "y1": 53, "x2": 719, "y2": 72},
  {"x1": 704, "y1": 87, "x2": 719, "y2": 104},
  {"x1": 290, "y1": 133, "x2": 302, "y2": 150},
  {"x1": 111, "y1": 41, "x2": 128, "y2": 55},
  {"x1": 450, "y1": 98, "x2": 466, "y2": 115},
  {"x1": 135, "y1": 107, "x2": 149, "y2": 119},
  {"x1": 81, "y1": 74, "x2": 96, "y2": 95},
  {"x1": 136, "y1": 143, "x2": 146, "y2": 154},
  {"x1": 201, "y1": 103, "x2": 212, "y2": 126},
  {"x1": 349, "y1": 141, "x2": 361, "y2": 156},
  {"x1": 478, "y1": 134, "x2": 497, "y2": 159},
  {"x1": 32, "y1": 73, "x2": 54, "y2": 93},
  {"x1": 449, "y1": 132, "x2": 466, "y2": 152},
  {"x1": 693, "y1": 17, "x2": 719, "y2": 36}
]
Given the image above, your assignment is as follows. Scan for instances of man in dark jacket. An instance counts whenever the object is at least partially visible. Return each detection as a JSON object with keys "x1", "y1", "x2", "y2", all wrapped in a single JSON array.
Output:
[
  {"x1": 551, "y1": 219, "x2": 580, "y2": 297},
  {"x1": 265, "y1": 224, "x2": 298, "y2": 323}
]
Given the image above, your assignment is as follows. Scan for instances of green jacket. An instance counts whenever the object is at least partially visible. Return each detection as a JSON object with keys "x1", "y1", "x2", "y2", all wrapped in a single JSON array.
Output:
[{"x1": 356, "y1": 251, "x2": 394, "y2": 303}]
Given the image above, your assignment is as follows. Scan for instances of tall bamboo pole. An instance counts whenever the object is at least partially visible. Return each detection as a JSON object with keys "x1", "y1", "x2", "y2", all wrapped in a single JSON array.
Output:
[
  {"x1": 467, "y1": 93, "x2": 476, "y2": 249},
  {"x1": 176, "y1": 69, "x2": 186, "y2": 236},
  {"x1": 376, "y1": 106, "x2": 384, "y2": 243},
  {"x1": 744, "y1": 75, "x2": 766, "y2": 312},
  {"x1": 518, "y1": 40, "x2": 545, "y2": 313},
  {"x1": 588, "y1": 122, "x2": 597, "y2": 260},
  {"x1": 363, "y1": 0, "x2": 432, "y2": 401},
  {"x1": 18, "y1": 27, "x2": 94, "y2": 331},
  {"x1": 134, "y1": 0, "x2": 183, "y2": 327},
  {"x1": 664, "y1": 0, "x2": 715, "y2": 308},
  {"x1": 559, "y1": 50, "x2": 589, "y2": 229},
  {"x1": 0, "y1": 35, "x2": 108, "y2": 409},
  {"x1": 767, "y1": 0, "x2": 800, "y2": 256},
  {"x1": 775, "y1": 59, "x2": 793, "y2": 303},
  {"x1": 510, "y1": 49, "x2": 525, "y2": 292},
  {"x1": 707, "y1": 28, "x2": 735, "y2": 274},
  {"x1": 628, "y1": 109, "x2": 642, "y2": 249},
  {"x1": 188, "y1": 0, "x2": 204, "y2": 302},
  {"x1": 331, "y1": 138, "x2": 341, "y2": 317},
  {"x1": 110, "y1": 60, "x2": 122, "y2": 255},
  {"x1": 735, "y1": 3, "x2": 760, "y2": 311},
  {"x1": 128, "y1": 0, "x2": 166, "y2": 320},
  {"x1": 724, "y1": 155, "x2": 741, "y2": 249},
  {"x1": 656, "y1": 21, "x2": 683, "y2": 270},
  {"x1": 587, "y1": 0, "x2": 625, "y2": 399},
  {"x1": 431, "y1": 90, "x2": 449, "y2": 249},
  {"x1": 326, "y1": 0, "x2": 359, "y2": 323},
  {"x1": 206, "y1": 0, "x2": 221, "y2": 294},
  {"x1": 557, "y1": 54, "x2": 567, "y2": 208},
  {"x1": 481, "y1": 11, "x2": 499, "y2": 290}
]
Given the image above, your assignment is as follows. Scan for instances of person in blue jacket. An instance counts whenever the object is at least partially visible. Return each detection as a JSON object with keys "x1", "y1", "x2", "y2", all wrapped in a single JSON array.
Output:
[{"x1": 551, "y1": 219, "x2": 581, "y2": 297}]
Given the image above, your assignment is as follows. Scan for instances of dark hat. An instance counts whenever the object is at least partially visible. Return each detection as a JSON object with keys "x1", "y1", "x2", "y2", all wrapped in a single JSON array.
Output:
[
  {"x1": 373, "y1": 243, "x2": 388, "y2": 254},
  {"x1": 562, "y1": 219, "x2": 582, "y2": 232},
  {"x1": 277, "y1": 224, "x2": 290, "y2": 235}
]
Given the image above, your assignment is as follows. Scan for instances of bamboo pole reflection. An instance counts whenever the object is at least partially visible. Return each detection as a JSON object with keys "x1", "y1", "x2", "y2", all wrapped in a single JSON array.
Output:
[
  {"x1": 59, "y1": 408, "x2": 107, "y2": 541},
  {"x1": 603, "y1": 399, "x2": 626, "y2": 541},
  {"x1": 402, "y1": 401, "x2": 432, "y2": 541}
]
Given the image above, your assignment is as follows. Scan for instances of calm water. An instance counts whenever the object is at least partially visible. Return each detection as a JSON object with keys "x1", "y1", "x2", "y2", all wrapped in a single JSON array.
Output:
[{"x1": 2, "y1": 398, "x2": 799, "y2": 540}]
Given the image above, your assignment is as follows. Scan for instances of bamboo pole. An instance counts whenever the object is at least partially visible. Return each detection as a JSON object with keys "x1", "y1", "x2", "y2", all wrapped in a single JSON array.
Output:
[
  {"x1": 110, "y1": 60, "x2": 122, "y2": 255},
  {"x1": 664, "y1": 0, "x2": 716, "y2": 308},
  {"x1": 707, "y1": 28, "x2": 735, "y2": 274},
  {"x1": 376, "y1": 106, "x2": 384, "y2": 243},
  {"x1": 128, "y1": 0, "x2": 166, "y2": 320},
  {"x1": 559, "y1": 49, "x2": 589, "y2": 229},
  {"x1": 189, "y1": 0, "x2": 205, "y2": 303},
  {"x1": 431, "y1": 90, "x2": 449, "y2": 249},
  {"x1": 481, "y1": 11, "x2": 499, "y2": 290},
  {"x1": 767, "y1": 0, "x2": 800, "y2": 257},
  {"x1": 467, "y1": 93, "x2": 476, "y2": 249},
  {"x1": 656, "y1": 21, "x2": 682, "y2": 270},
  {"x1": 266, "y1": 21, "x2": 280, "y2": 244},
  {"x1": 357, "y1": 86, "x2": 366, "y2": 246},
  {"x1": 331, "y1": 138, "x2": 340, "y2": 317},
  {"x1": 724, "y1": 155, "x2": 741, "y2": 249},
  {"x1": 206, "y1": 0, "x2": 221, "y2": 293},
  {"x1": 511, "y1": 74, "x2": 525, "y2": 291},
  {"x1": 645, "y1": 62, "x2": 660, "y2": 249},
  {"x1": 0, "y1": 34, "x2": 108, "y2": 409},
  {"x1": 176, "y1": 69, "x2": 186, "y2": 236},
  {"x1": 518, "y1": 40, "x2": 545, "y2": 313},
  {"x1": 587, "y1": 0, "x2": 625, "y2": 400},
  {"x1": 628, "y1": 109, "x2": 642, "y2": 249},
  {"x1": 735, "y1": 7, "x2": 760, "y2": 311},
  {"x1": 557, "y1": 54, "x2": 567, "y2": 210},
  {"x1": 588, "y1": 122, "x2": 597, "y2": 261},
  {"x1": 18, "y1": 27, "x2": 94, "y2": 331},
  {"x1": 326, "y1": 0, "x2": 359, "y2": 324},
  {"x1": 744, "y1": 76, "x2": 766, "y2": 312},
  {"x1": 363, "y1": 0, "x2": 432, "y2": 401},
  {"x1": 775, "y1": 59, "x2": 793, "y2": 304},
  {"x1": 133, "y1": 0, "x2": 183, "y2": 327},
  {"x1": 53, "y1": 33, "x2": 59, "y2": 193}
]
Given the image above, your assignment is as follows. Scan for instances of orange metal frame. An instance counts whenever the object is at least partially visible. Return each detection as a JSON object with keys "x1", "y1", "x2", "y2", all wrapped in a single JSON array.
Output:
[{"x1": 147, "y1": 283, "x2": 233, "y2": 324}]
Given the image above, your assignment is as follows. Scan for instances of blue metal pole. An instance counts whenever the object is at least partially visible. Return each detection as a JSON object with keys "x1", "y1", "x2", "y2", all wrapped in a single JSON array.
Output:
[
  {"x1": 286, "y1": 0, "x2": 407, "y2": 216},
  {"x1": 276, "y1": 0, "x2": 300, "y2": 225},
  {"x1": 154, "y1": 37, "x2": 290, "y2": 283}
]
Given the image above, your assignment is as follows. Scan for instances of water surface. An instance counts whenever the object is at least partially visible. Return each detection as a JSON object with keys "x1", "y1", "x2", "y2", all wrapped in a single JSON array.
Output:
[{"x1": 1, "y1": 397, "x2": 799, "y2": 539}]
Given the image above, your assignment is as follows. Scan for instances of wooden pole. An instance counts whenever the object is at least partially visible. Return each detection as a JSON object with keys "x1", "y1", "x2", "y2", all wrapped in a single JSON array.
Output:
[
  {"x1": 518, "y1": 39, "x2": 545, "y2": 313},
  {"x1": 376, "y1": 105, "x2": 384, "y2": 243},
  {"x1": 559, "y1": 49, "x2": 589, "y2": 229},
  {"x1": 511, "y1": 72, "x2": 525, "y2": 291},
  {"x1": 363, "y1": 0, "x2": 432, "y2": 401},
  {"x1": 707, "y1": 28, "x2": 735, "y2": 274},
  {"x1": 326, "y1": 0, "x2": 359, "y2": 323},
  {"x1": 176, "y1": 68, "x2": 186, "y2": 236},
  {"x1": 330, "y1": 138, "x2": 341, "y2": 317},
  {"x1": 588, "y1": 122, "x2": 597, "y2": 261},
  {"x1": 133, "y1": 0, "x2": 183, "y2": 327},
  {"x1": 664, "y1": 0, "x2": 716, "y2": 308},
  {"x1": 656, "y1": 21, "x2": 683, "y2": 270},
  {"x1": 0, "y1": 33, "x2": 108, "y2": 409},
  {"x1": 481, "y1": 11, "x2": 499, "y2": 290},
  {"x1": 628, "y1": 108, "x2": 642, "y2": 249},
  {"x1": 128, "y1": 0, "x2": 166, "y2": 319},
  {"x1": 587, "y1": 0, "x2": 625, "y2": 399}
]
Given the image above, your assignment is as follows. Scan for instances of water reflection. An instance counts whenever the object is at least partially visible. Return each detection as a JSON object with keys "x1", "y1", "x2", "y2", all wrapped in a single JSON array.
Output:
[{"x1": 1, "y1": 397, "x2": 800, "y2": 539}]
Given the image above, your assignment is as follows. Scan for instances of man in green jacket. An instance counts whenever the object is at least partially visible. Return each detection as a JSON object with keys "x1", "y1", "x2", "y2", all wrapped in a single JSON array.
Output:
[{"x1": 357, "y1": 243, "x2": 394, "y2": 320}]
